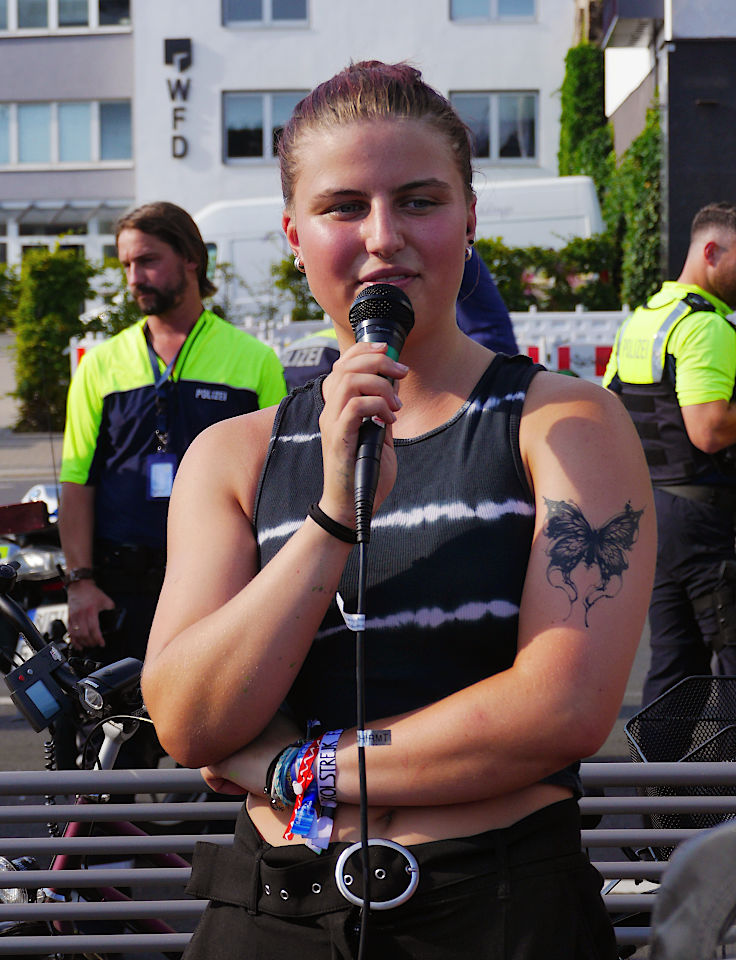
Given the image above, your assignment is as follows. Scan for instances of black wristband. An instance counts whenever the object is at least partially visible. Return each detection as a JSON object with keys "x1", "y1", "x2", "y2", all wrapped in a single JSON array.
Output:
[
  {"x1": 307, "y1": 503, "x2": 357, "y2": 544},
  {"x1": 63, "y1": 567, "x2": 95, "y2": 586}
]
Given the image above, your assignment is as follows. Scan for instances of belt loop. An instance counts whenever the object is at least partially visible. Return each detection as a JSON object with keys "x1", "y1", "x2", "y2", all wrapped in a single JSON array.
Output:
[{"x1": 248, "y1": 846, "x2": 266, "y2": 916}]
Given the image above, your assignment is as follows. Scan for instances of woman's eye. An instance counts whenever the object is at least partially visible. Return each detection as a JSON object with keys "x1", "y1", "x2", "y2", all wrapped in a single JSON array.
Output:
[
  {"x1": 405, "y1": 197, "x2": 437, "y2": 210},
  {"x1": 328, "y1": 201, "x2": 363, "y2": 216}
]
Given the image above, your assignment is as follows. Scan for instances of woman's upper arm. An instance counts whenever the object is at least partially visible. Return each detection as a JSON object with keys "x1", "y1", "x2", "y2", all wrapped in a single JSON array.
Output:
[{"x1": 517, "y1": 373, "x2": 656, "y2": 756}]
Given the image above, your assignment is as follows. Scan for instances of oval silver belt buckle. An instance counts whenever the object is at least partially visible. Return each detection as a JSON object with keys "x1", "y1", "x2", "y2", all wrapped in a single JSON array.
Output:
[{"x1": 335, "y1": 838, "x2": 419, "y2": 910}]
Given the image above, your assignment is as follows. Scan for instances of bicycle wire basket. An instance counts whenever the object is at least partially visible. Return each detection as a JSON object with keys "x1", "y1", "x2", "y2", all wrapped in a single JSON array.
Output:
[{"x1": 624, "y1": 675, "x2": 736, "y2": 859}]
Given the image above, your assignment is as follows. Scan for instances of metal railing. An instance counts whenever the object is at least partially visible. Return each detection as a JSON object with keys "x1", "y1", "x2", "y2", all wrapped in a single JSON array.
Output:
[{"x1": 2, "y1": 763, "x2": 736, "y2": 955}]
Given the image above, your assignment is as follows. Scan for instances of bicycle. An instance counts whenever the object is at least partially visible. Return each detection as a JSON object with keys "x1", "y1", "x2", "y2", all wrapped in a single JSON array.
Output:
[{"x1": 0, "y1": 559, "x2": 225, "y2": 958}]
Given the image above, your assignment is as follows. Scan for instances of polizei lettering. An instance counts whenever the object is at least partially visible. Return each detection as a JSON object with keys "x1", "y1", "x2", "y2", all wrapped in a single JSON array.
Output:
[
  {"x1": 195, "y1": 388, "x2": 228, "y2": 402},
  {"x1": 621, "y1": 338, "x2": 650, "y2": 361}
]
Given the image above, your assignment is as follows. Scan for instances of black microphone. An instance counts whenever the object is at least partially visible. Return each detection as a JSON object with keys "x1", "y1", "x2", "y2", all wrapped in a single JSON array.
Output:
[{"x1": 349, "y1": 284, "x2": 415, "y2": 542}]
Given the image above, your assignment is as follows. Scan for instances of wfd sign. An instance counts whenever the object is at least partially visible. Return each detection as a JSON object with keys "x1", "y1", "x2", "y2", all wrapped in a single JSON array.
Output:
[{"x1": 164, "y1": 38, "x2": 192, "y2": 159}]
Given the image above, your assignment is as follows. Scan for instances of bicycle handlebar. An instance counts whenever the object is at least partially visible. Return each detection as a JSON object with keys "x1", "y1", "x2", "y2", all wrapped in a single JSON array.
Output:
[{"x1": 0, "y1": 561, "x2": 144, "y2": 733}]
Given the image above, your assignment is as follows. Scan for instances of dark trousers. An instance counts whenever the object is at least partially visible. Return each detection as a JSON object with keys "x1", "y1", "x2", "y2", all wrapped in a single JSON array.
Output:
[
  {"x1": 184, "y1": 799, "x2": 617, "y2": 960},
  {"x1": 54, "y1": 545, "x2": 165, "y2": 772},
  {"x1": 643, "y1": 488, "x2": 736, "y2": 706}
]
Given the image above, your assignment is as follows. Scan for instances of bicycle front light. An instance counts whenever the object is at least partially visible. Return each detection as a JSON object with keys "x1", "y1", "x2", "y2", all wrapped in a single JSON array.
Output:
[
  {"x1": 0, "y1": 856, "x2": 30, "y2": 905},
  {"x1": 77, "y1": 679, "x2": 105, "y2": 713}
]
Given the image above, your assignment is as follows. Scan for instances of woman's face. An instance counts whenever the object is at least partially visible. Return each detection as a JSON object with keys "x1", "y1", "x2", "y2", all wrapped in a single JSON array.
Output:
[{"x1": 283, "y1": 118, "x2": 476, "y2": 334}]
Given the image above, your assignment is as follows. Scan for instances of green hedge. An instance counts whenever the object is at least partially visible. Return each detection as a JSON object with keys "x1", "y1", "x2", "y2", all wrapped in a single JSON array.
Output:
[
  {"x1": 0, "y1": 263, "x2": 19, "y2": 333},
  {"x1": 474, "y1": 234, "x2": 619, "y2": 312},
  {"x1": 13, "y1": 247, "x2": 94, "y2": 431}
]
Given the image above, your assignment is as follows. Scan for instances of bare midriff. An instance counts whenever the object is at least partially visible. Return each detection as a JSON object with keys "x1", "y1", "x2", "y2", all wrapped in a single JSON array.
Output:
[{"x1": 246, "y1": 782, "x2": 573, "y2": 847}]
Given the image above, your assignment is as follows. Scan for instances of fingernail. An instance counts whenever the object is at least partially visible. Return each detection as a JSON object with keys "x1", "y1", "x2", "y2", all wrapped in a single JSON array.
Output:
[
  {"x1": 395, "y1": 362, "x2": 408, "y2": 372},
  {"x1": 393, "y1": 394, "x2": 402, "y2": 408}
]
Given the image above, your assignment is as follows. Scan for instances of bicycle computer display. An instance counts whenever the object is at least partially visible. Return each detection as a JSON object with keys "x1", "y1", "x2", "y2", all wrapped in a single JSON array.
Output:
[
  {"x1": 25, "y1": 678, "x2": 61, "y2": 720},
  {"x1": 5, "y1": 644, "x2": 70, "y2": 731}
]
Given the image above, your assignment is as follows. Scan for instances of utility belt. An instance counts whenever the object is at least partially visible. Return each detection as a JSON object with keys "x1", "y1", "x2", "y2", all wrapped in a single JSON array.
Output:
[
  {"x1": 186, "y1": 799, "x2": 584, "y2": 918},
  {"x1": 656, "y1": 484, "x2": 736, "y2": 514},
  {"x1": 93, "y1": 539, "x2": 166, "y2": 594}
]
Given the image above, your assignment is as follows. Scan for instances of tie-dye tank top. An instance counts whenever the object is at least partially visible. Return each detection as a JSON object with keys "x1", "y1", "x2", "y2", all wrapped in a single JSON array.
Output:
[{"x1": 254, "y1": 352, "x2": 580, "y2": 795}]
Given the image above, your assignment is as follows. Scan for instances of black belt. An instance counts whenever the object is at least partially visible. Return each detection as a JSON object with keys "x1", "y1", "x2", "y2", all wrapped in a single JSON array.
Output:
[
  {"x1": 186, "y1": 799, "x2": 584, "y2": 918},
  {"x1": 93, "y1": 540, "x2": 166, "y2": 593},
  {"x1": 656, "y1": 484, "x2": 736, "y2": 512}
]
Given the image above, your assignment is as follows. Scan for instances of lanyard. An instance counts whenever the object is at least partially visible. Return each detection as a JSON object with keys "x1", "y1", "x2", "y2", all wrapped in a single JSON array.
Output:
[
  {"x1": 144, "y1": 325, "x2": 184, "y2": 453},
  {"x1": 144, "y1": 315, "x2": 206, "y2": 451}
]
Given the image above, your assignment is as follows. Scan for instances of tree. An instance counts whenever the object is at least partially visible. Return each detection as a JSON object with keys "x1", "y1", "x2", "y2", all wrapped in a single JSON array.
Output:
[
  {"x1": 13, "y1": 247, "x2": 94, "y2": 431},
  {"x1": 0, "y1": 263, "x2": 19, "y2": 332}
]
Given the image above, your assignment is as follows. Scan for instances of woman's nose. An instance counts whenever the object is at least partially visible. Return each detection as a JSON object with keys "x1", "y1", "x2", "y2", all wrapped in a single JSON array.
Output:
[{"x1": 363, "y1": 204, "x2": 404, "y2": 259}]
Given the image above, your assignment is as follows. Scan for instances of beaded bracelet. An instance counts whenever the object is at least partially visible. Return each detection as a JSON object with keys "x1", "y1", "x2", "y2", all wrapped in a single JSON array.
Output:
[{"x1": 307, "y1": 503, "x2": 357, "y2": 544}]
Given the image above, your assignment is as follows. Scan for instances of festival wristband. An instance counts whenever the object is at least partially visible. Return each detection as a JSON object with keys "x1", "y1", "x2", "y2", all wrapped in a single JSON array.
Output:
[
  {"x1": 317, "y1": 729, "x2": 342, "y2": 808},
  {"x1": 283, "y1": 738, "x2": 320, "y2": 841}
]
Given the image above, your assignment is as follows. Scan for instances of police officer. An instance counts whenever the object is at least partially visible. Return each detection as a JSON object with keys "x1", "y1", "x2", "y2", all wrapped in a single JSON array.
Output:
[
  {"x1": 58, "y1": 202, "x2": 286, "y2": 767},
  {"x1": 604, "y1": 201, "x2": 736, "y2": 705}
]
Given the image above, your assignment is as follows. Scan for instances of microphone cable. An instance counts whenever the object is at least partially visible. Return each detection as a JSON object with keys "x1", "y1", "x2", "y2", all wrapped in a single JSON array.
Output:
[{"x1": 347, "y1": 284, "x2": 414, "y2": 960}]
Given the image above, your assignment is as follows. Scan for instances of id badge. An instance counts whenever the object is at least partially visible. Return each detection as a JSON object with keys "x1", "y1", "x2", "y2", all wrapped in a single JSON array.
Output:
[{"x1": 146, "y1": 453, "x2": 178, "y2": 500}]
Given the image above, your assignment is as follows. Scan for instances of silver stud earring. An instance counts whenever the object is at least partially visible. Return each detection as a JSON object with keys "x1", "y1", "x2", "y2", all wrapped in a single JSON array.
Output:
[
  {"x1": 294, "y1": 255, "x2": 306, "y2": 274},
  {"x1": 465, "y1": 245, "x2": 473, "y2": 262}
]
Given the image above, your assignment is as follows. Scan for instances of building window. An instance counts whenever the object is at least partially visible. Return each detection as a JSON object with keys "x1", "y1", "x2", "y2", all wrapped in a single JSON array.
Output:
[
  {"x1": 1, "y1": 0, "x2": 130, "y2": 29},
  {"x1": 59, "y1": 0, "x2": 87, "y2": 25},
  {"x1": 451, "y1": 91, "x2": 536, "y2": 160},
  {"x1": 18, "y1": 103, "x2": 51, "y2": 162},
  {"x1": 0, "y1": 99, "x2": 132, "y2": 165},
  {"x1": 0, "y1": 105, "x2": 9, "y2": 164},
  {"x1": 18, "y1": 0, "x2": 47, "y2": 27},
  {"x1": 450, "y1": 0, "x2": 534, "y2": 20},
  {"x1": 98, "y1": 0, "x2": 128, "y2": 24},
  {"x1": 223, "y1": 0, "x2": 306, "y2": 24},
  {"x1": 223, "y1": 91, "x2": 305, "y2": 160},
  {"x1": 100, "y1": 100, "x2": 131, "y2": 159},
  {"x1": 59, "y1": 101, "x2": 91, "y2": 160}
]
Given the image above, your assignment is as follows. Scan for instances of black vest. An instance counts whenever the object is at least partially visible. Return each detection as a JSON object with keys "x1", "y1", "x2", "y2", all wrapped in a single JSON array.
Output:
[{"x1": 608, "y1": 293, "x2": 736, "y2": 484}]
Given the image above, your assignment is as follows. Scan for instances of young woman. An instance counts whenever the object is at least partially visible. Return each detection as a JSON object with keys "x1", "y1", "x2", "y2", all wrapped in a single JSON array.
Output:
[{"x1": 142, "y1": 61, "x2": 655, "y2": 959}]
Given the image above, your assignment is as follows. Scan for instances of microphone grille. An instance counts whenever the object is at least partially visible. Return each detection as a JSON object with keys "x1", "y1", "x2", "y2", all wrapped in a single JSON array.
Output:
[{"x1": 348, "y1": 284, "x2": 414, "y2": 335}]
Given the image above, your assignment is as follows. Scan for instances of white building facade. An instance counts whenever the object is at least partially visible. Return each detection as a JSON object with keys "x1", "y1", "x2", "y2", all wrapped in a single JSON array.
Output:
[{"x1": 1, "y1": 0, "x2": 577, "y2": 267}]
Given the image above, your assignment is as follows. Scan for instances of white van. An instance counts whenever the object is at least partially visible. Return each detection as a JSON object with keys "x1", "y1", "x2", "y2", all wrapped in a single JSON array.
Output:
[{"x1": 195, "y1": 175, "x2": 604, "y2": 322}]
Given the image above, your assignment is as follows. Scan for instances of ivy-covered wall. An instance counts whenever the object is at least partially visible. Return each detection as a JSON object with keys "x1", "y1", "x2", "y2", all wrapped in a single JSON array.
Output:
[{"x1": 559, "y1": 41, "x2": 662, "y2": 308}]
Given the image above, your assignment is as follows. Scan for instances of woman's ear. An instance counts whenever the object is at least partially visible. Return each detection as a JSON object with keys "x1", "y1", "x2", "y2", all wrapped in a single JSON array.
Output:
[
  {"x1": 282, "y1": 211, "x2": 300, "y2": 259},
  {"x1": 466, "y1": 196, "x2": 477, "y2": 246}
]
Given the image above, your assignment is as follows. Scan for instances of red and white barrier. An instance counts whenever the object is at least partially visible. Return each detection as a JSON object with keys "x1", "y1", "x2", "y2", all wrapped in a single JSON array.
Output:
[
  {"x1": 68, "y1": 332, "x2": 108, "y2": 377},
  {"x1": 520, "y1": 342, "x2": 613, "y2": 383}
]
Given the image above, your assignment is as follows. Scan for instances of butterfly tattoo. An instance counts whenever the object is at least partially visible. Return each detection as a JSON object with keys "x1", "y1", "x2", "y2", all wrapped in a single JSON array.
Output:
[{"x1": 543, "y1": 498, "x2": 644, "y2": 627}]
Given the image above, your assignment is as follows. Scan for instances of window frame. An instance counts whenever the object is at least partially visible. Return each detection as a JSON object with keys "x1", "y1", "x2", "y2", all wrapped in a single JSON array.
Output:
[
  {"x1": 450, "y1": 89, "x2": 538, "y2": 163},
  {"x1": 449, "y1": 0, "x2": 535, "y2": 22},
  {"x1": 222, "y1": 90, "x2": 307, "y2": 163},
  {"x1": 0, "y1": 98, "x2": 133, "y2": 168},
  {"x1": 222, "y1": 0, "x2": 308, "y2": 27},
  {"x1": 0, "y1": 0, "x2": 131, "y2": 32}
]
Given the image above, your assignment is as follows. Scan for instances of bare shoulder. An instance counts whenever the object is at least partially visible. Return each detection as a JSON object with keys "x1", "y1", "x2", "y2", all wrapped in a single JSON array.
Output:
[
  {"x1": 175, "y1": 406, "x2": 279, "y2": 520},
  {"x1": 519, "y1": 371, "x2": 650, "y2": 512},
  {"x1": 521, "y1": 371, "x2": 633, "y2": 447}
]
